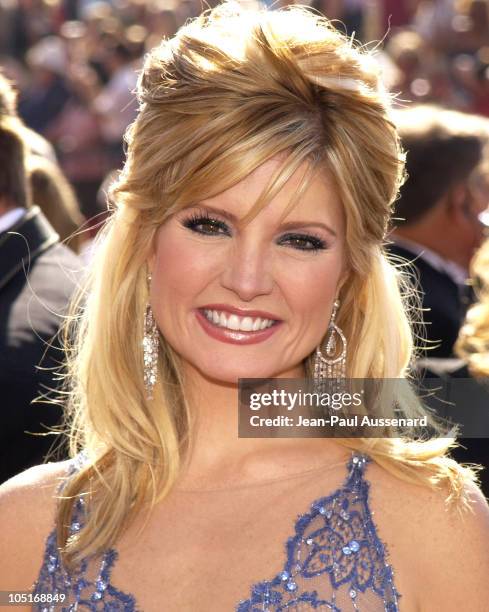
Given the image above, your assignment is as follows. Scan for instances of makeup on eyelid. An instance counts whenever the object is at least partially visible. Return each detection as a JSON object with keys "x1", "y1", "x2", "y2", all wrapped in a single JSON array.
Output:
[
  {"x1": 180, "y1": 209, "x2": 330, "y2": 252},
  {"x1": 186, "y1": 203, "x2": 338, "y2": 236}
]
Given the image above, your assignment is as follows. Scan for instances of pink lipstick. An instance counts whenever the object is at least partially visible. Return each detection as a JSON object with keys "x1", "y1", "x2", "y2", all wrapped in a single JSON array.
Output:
[{"x1": 195, "y1": 306, "x2": 283, "y2": 345}]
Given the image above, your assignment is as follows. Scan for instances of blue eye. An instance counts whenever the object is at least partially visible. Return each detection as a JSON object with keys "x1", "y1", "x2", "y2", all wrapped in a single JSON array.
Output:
[
  {"x1": 181, "y1": 213, "x2": 230, "y2": 236},
  {"x1": 278, "y1": 233, "x2": 328, "y2": 252}
]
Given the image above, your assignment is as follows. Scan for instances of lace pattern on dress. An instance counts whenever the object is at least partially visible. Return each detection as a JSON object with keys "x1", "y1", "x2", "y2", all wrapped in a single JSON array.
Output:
[
  {"x1": 236, "y1": 454, "x2": 401, "y2": 611},
  {"x1": 33, "y1": 452, "x2": 138, "y2": 611},
  {"x1": 32, "y1": 452, "x2": 401, "y2": 611}
]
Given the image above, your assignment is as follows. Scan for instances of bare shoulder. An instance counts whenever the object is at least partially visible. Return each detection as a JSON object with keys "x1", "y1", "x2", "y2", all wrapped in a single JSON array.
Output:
[
  {"x1": 365, "y1": 459, "x2": 489, "y2": 612},
  {"x1": 0, "y1": 459, "x2": 73, "y2": 592}
]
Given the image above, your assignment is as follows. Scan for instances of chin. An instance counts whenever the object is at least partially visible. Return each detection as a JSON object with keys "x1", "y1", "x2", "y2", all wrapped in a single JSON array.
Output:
[{"x1": 194, "y1": 361, "x2": 285, "y2": 385}]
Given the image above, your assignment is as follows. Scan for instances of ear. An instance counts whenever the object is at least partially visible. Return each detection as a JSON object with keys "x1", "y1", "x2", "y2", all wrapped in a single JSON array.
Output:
[
  {"x1": 336, "y1": 264, "x2": 351, "y2": 296},
  {"x1": 445, "y1": 182, "x2": 470, "y2": 221}
]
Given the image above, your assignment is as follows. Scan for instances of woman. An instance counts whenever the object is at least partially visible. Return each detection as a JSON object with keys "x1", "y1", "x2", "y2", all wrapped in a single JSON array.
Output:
[{"x1": 1, "y1": 3, "x2": 489, "y2": 611}]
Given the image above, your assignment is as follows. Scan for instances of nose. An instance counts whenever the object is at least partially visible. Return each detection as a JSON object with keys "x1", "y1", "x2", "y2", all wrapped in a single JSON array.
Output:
[{"x1": 220, "y1": 236, "x2": 274, "y2": 302}]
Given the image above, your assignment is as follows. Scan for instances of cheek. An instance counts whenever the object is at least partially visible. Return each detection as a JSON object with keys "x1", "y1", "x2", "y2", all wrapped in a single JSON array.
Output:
[
  {"x1": 151, "y1": 233, "x2": 191, "y2": 321},
  {"x1": 280, "y1": 253, "x2": 343, "y2": 318},
  {"x1": 151, "y1": 229, "x2": 220, "y2": 307},
  {"x1": 154, "y1": 232, "x2": 194, "y2": 282}
]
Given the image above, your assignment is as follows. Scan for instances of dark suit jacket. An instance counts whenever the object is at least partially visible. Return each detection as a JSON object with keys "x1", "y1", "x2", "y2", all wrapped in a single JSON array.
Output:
[
  {"x1": 0, "y1": 207, "x2": 81, "y2": 483},
  {"x1": 387, "y1": 243, "x2": 489, "y2": 498},
  {"x1": 387, "y1": 243, "x2": 472, "y2": 358}
]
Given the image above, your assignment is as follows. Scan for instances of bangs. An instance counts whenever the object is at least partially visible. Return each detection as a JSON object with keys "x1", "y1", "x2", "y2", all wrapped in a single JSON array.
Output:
[{"x1": 168, "y1": 145, "x2": 324, "y2": 232}]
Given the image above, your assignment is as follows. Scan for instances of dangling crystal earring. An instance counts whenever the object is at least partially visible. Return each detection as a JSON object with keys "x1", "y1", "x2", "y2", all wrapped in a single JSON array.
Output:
[
  {"x1": 313, "y1": 299, "x2": 347, "y2": 389},
  {"x1": 143, "y1": 274, "x2": 159, "y2": 400}
]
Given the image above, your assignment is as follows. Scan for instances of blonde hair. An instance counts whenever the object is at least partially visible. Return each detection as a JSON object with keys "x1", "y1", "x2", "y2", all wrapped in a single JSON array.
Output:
[
  {"x1": 57, "y1": 2, "x2": 477, "y2": 568},
  {"x1": 456, "y1": 239, "x2": 489, "y2": 374}
]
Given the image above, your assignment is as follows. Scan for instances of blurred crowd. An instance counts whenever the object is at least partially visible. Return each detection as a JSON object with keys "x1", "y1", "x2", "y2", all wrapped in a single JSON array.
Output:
[
  {"x1": 2, "y1": 0, "x2": 489, "y2": 230},
  {"x1": 2, "y1": 0, "x2": 489, "y2": 492}
]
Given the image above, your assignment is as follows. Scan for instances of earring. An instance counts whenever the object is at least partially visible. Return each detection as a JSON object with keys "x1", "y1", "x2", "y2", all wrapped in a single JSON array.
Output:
[
  {"x1": 313, "y1": 299, "x2": 347, "y2": 388},
  {"x1": 143, "y1": 274, "x2": 159, "y2": 400}
]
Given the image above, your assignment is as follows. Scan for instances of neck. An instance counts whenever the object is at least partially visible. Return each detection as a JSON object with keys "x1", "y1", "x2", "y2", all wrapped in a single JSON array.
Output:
[
  {"x1": 392, "y1": 222, "x2": 463, "y2": 267},
  {"x1": 177, "y1": 363, "x2": 349, "y2": 489},
  {"x1": 0, "y1": 200, "x2": 14, "y2": 217},
  {"x1": 393, "y1": 224, "x2": 436, "y2": 251}
]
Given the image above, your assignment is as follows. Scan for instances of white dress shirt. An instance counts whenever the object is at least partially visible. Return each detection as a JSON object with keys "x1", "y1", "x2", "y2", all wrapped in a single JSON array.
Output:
[
  {"x1": 0, "y1": 207, "x2": 25, "y2": 235},
  {"x1": 389, "y1": 234, "x2": 468, "y2": 286}
]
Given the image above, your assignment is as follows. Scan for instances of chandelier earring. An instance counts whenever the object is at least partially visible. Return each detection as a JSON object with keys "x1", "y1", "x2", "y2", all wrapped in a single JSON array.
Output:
[
  {"x1": 143, "y1": 273, "x2": 159, "y2": 400},
  {"x1": 313, "y1": 299, "x2": 347, "y2": 389}
]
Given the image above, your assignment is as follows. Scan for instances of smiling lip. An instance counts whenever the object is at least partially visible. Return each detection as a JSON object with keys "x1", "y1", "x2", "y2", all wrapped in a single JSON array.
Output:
[
  {"x1": 195, "y1": 308, "x2": 283, "y2": 345},
  {"x1": 199, "y1": 303, "x2": 282, "y2": 320}
]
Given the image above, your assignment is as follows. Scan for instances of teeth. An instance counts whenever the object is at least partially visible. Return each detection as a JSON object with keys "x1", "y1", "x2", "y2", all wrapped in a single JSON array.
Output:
[
  {"x1": 240, "y1": 317, "x2": 254, "y2": 331},
  {"x1": 203, "y1": 309, "x2": 276, "y2": 332}
]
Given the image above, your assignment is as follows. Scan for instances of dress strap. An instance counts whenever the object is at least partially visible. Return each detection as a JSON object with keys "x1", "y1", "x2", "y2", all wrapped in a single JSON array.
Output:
[{"x1": 343, "y1": 451, "x2": 371, "y2": 487}]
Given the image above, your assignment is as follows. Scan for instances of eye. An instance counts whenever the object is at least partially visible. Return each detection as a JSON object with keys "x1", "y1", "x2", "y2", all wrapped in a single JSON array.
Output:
[
  {"x1": 181, "y1": 211, "x2": 231, "y2": 236},
  {"x1": 278, "y1": 233, "x2": 328, "y2": 252}
]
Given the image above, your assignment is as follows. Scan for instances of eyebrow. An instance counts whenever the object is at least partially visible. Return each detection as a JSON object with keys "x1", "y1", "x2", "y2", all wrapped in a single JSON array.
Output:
[{"x1": 192, "y1": 203, "x2": 338, "y2": 238}]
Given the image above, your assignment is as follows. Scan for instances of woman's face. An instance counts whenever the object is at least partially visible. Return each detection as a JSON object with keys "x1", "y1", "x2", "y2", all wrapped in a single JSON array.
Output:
[{"x1": 149, "y1": 157, "x2": 346, "y2": 383}]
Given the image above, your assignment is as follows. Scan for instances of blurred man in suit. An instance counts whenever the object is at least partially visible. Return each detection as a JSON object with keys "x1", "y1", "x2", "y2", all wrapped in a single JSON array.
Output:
[
  {"x1": 389, "y1": 105, "x2": 487, "y2": 359},
  {"x1": 0, "y1": 114, "x2": 80, "y2": 482},
  {"x1": 388, "y1": 105, "x2": 489, "y2": 497}
]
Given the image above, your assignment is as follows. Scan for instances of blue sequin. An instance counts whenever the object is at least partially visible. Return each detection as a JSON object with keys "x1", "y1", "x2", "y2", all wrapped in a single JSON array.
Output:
[
  {"x1": 31, "y1": 451, "x2": 401, "y2": 611},
  {"x1": 350, "y1": 540, "x2": 360, "y2": 552}
]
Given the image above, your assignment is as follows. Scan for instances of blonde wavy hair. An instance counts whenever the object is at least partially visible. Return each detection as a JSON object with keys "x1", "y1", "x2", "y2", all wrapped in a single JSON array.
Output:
[
  {"x1": 456, "y1": 238, "x2": 489, "y2": 374},
  {"x1": 56, "y1": 2, "x2": 477, "y2": 568}
]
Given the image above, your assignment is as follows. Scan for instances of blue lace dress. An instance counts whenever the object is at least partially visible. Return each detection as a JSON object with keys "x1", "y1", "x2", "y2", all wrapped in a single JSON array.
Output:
[{"x1": 32, "y1": 452, "x2": 401, "y2": 611}]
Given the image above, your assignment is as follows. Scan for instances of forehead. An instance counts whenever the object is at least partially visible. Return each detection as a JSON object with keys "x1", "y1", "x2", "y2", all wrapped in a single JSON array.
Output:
[{"x1": 199, "y1": 157, "x2": 345, "y2": 232}]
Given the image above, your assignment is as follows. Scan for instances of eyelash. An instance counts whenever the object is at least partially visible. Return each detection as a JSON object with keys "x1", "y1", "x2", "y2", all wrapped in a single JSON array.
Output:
[{"x1": 180, "y1": 211, "x2": 329, "y2": 252}]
